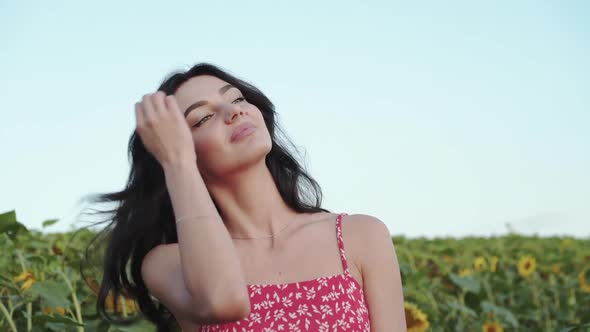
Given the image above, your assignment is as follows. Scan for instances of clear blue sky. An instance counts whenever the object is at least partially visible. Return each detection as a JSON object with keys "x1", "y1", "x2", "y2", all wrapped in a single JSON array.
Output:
[{"x1": 1, "y1": 1, "x2": 588, "y2": 238}]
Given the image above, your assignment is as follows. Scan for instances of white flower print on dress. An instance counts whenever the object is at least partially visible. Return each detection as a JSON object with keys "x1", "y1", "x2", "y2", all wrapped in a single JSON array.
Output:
[{"x1": 197, "y1": 213, "x2": 370, "y2": 332}]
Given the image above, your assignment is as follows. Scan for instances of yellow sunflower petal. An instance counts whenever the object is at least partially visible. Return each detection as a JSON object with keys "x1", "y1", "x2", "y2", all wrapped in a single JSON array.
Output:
[
  {"x1": 517, "y1": 255, "x2": 537, "y2": 278},
  {"x1": 55, "y1": 307, "x2": 67, "y2": 316},
  {"x1": 404, "y1": 301, "x2": 430, "y2": 332},
  {"x1": 105, "y1": 293, "x2": 115, "y2": 312},
  {"x1": 459, "y1": 268, "x2": 473, "y2": 277},
  {"x1": 14, "y1": 271, "x2": 34, "y2": 282},
  {"x1": 482, "y1": 321, "x2": 504, "y2": 332},
  {"x1": 474, "y1": 256, "x2": 488, "y2": 272},
  {"x1": 86, "y1": 277, "x2": 101, "y2": 295},
  {"x1": 20, "y1": 278, "x2": 36, "y2": 292},
  {"x1": 490, "y1": 256, "x2": 498, "y2": 273}
]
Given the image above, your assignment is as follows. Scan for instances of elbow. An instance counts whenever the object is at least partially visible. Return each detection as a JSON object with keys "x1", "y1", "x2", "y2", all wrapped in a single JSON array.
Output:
[{"x1": 208, "y1": 289, "x2": 251, "y2": 322}]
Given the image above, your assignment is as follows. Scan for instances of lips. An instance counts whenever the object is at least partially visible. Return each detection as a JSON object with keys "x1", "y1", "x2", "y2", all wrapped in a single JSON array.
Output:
[{"x1": 231, "y1": 121, "x2": 256, "y2": 143}]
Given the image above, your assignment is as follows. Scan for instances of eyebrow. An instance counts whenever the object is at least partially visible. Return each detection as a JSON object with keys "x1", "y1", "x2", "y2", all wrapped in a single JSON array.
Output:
[{"x1": 184, "y1": 84, "x2": 236, "y2": 118}]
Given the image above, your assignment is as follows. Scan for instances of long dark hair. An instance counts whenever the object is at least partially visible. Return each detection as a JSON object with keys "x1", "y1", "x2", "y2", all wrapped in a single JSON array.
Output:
[{"x1": 77, "y1": 62, "x2": 330, "y2": 331}]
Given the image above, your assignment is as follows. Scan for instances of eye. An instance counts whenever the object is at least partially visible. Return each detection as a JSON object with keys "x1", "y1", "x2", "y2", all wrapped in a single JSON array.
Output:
[
  {"x1": 193, "y1": 114, "x2": 212, "y2": 128},
  {"x1": 193, "y1": 97, "x2": 246, "y2": 128}
]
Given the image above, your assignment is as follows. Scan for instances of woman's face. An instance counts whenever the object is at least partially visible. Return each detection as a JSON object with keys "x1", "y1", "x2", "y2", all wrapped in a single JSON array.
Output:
[{"x1": 173, "y1": 75, "x2": 272, "y2": 179}]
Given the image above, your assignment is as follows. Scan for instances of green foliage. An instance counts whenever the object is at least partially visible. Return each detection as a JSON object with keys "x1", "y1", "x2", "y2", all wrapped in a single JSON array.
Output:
[
  {"x1": 1, "y1": 209, "x2": 589, "y2": 331},
  {"x1": 0, "y1": 209, "x2": 153, "y2": 332},
  {"x1": 395, "y1": 233, "x2": 590, "y2": 331}
]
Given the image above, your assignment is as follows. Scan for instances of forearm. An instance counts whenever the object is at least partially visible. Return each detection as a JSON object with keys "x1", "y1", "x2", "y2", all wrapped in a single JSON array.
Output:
[{"x1": 163, "y1": 161, "x2": 249, "y2": 315}]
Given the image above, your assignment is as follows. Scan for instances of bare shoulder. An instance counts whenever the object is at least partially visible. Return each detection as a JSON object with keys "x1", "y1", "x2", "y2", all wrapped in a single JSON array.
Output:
[
  {"x1": 340, "y1": 213, "x2": 391, "y2": 240},
  {"x1": 339, "y1": 213, "x2": 393, "y2": 272},
  {"x1": 341, "y1": 213, "x2": 388, "y2": 227},
  {"x1": 341, "y1": 214, "x2": 406, "y2": 329}
]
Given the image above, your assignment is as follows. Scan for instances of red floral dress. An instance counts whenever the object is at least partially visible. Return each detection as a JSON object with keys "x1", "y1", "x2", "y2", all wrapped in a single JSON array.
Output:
[{"x1": 198, "y1": 212, "x2": 371, "y2": 331}]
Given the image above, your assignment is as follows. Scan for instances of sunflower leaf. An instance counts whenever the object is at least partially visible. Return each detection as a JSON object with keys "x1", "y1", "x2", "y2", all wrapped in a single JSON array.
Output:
[
  {"x1": 0, "y1": 210, "x2": 29, "y2": 238},
  {"x1": 559, "y1": 322, "x2": 590, "y2": 332},
  {"x1": 446, "y1": 300, "x2": 477, "y2": 317},
  {"x1": 42, "y1": 219, "x2": 59, "y2": 228},
  {"x1": 448, "y1": 273, "x2": 480, "y2": 294},
  {"x1": 481, "y1": 301, "x2": 519, "y2": 328},
  {"x1": 29, "y1": 281, "x2": 72, "y2": 307}
]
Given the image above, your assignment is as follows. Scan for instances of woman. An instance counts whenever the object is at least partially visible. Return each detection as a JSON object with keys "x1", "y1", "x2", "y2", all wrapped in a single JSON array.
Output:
[{"x1": 81, "y1": 63, "x2": 406, "y2": 331}]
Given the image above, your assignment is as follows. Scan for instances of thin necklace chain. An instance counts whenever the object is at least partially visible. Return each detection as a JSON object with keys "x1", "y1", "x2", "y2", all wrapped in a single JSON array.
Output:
[{"x1": 230, "y1": 213, "x2": 299, "y2": 240}]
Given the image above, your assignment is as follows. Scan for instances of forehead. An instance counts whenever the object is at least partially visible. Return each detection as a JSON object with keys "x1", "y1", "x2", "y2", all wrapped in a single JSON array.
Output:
[{"x1": 174, "y1": 75, "x2": 230, "y2": 110}]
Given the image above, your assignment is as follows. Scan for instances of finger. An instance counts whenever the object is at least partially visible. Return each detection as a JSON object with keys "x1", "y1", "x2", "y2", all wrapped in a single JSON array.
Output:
[
  {"x1": 141, "y1": 94, "x2": 157, "y2": 123},
  {"x1": 165, "y1": 95, "x2": 182, "y2": 119},
  {"x1": 142, "y1": 94, "x2": 157, "y2": 115},
  {"x1": 152, "y1": 91, "x2": 167, "y2": 114},
  {"x1": 134, "y1": 102, "x2": 145, "y2": 128}
]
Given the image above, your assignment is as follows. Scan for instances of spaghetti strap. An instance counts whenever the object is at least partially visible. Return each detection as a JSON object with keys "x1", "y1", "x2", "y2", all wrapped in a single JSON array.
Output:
[
  {"x1": 335, "y1": 212, "x2": 350, "y2": 274},
  {"x1": 196, "y1": 211, "x2": 371, "y2": 331}
]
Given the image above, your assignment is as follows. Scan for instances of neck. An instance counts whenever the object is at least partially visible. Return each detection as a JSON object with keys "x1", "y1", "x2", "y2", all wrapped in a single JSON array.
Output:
[{"x1": 204, "y1": 160, "x2": 298, "y2": 240}]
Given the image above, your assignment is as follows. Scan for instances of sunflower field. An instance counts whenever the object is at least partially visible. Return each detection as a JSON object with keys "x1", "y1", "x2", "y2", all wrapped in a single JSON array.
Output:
[{"x1": 1, "y1": 209, "x2": 589, "y2": 331}]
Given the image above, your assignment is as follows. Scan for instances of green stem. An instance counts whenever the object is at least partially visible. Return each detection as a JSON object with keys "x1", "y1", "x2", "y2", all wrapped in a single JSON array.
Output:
[
  {"x1": 531, "y1": 274, "x2": 542, "y2": 325},
  {"x1": 425, "y1": 289, "x2": 438, "y2": 318},
  {"x1": 0, "y1": 300, "x2": 18, "y2": 332},
  {"x1": 539, "y1": 288, "x2": 551, "y2": 331},
  {"x1": 56, "y1": 270, "x2": 84, "y2": 332},
  {"x1": 567, "y1": 288, "x2": 577, "y2": 323},
  {"x1": 458, "y1": 290, "x2": 467, "y2": 322},
  {"x1": 550, "y1": 274, "x2": 560, "y2": 310},
  {"x1": 482, "y1": 275, "x2": 496, "y2": 304},
  {"x1": 26, "y1": 302, "x2": 32, "y2": 331},
  {"x1": 15, "y1": 250, "x2": 32, "y2": 331},
  {"x1": 16, "y1": 250, "x2": 26, "y2": 271}
]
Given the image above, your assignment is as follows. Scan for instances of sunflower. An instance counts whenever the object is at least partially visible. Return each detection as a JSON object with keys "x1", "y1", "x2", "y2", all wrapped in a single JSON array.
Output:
[
  {"x1": 490, "y1": 256, "x2": 498, "y2": 273},
  {"x1": 404, "y1": 301, "x2": 430, "y2": 332},
  {"x1": 473, "y1": 256, "x2": 488, "y2": 272},
  {"x1": 482, "y1": 321, "x2": 504, "y2": 332},
  {"x1": 560, "y1": 238, "x2": 574, "y2": 251},
  {"x1": 43, "y1": 306, "x2": 67, "y2": 316},
  {"x1": 86, "y1": 276, "x2": 100, "y2": 295},
  {"x1": 86, "y1": 277, "x2": 139, "y2": 314},
  {"x1": 578, "y1": 268, "x2": 590, "y2": 293},
  {"x1": 51, "y1": 243, "x2": 64, "y2": 256},
  {"x1": 109, "y1": 294, "x2": 139, "y2": 314},
  {"x1": 459, "y1": 268, "x2": 473, "y2": 277},
  {"x1": 517, "y1": 255, "x2": 537, "y2": 278},
  {"x1": 14, "y1": 271, "x2": 36, "y2": 292}
]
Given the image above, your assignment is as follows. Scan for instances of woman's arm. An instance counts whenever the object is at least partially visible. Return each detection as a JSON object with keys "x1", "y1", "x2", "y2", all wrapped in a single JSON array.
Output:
[
  {"x1": 357, "y1": 214, "x2": 407, "y2": 331},
  {"x1": 165, "y1": 161, "x2": 250, "y2": 315},
  {"x1": 143, "y1": 161, "x2": 250, "y2": 323}
]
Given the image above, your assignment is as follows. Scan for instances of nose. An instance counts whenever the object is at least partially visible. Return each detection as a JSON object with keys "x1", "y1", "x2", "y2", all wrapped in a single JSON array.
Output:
[{"x1": 211, "y1": 100, "x2": 244, "y2": 122}]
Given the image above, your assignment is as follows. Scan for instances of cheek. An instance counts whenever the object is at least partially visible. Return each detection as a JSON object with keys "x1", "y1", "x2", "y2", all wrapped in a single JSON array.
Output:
[
  {"x1": 195, "y1": 138, "x2": 215, "y2": 156},
  {"x1": 246, "y1": 107, "x2": 264, "y2": 122},
  {"x1": 194, "y1": 131, "x2": 225, "y2": 157},
  {"x1": 249, "y1": 105, "x2": 262, "y2": 116}
]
